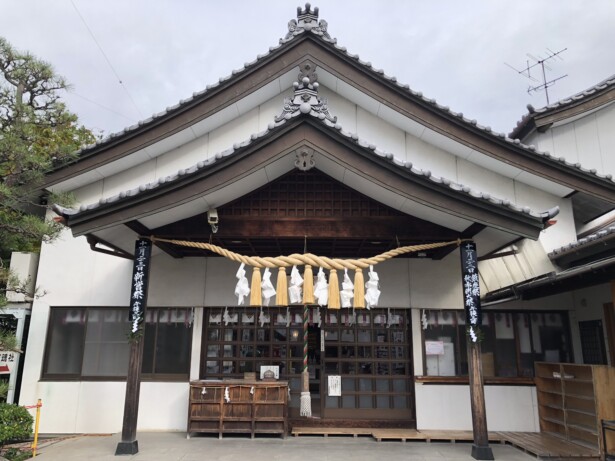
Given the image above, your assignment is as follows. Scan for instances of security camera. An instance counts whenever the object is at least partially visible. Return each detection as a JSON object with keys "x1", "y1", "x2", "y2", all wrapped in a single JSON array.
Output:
[
  {"x1": 207, "y1": 209, "x2": 218, "y2": 225},
  {"x1": 207, "y1": 209, "x2": 219, "y2": 233}
]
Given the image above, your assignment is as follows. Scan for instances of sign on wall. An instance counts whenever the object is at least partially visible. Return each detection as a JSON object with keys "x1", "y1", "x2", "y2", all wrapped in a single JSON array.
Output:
[
  {"x1": 129, "y1": 238, "x2": 152, "y2": 335},
  {"x1": 460, "y1": 241, "x2": 482, "y2": 343},
  {"x1": 0, "y1": 351, "x2": 17, "y2": 374}
]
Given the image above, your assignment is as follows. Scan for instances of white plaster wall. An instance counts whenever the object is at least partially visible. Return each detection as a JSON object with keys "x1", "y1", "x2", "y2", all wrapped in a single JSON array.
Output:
[
  {"x1": 514, "y1": 181, "x2": 576, "y2": 252},
  {"x1": 7, "y1": 252, "x2": 39, "y2": 302},
  {"x1": 458, "y1": 159, "x2": 515, "y2": 203},
  {"x1": 415, "y1": 384, "x2": 539, "y2": 432},
  {"x1": 408, "y1": 251, "x2": 463, "y2": 309},
  {"x1": 529, "y1": 102, "x2": 615, "y2": 177}
]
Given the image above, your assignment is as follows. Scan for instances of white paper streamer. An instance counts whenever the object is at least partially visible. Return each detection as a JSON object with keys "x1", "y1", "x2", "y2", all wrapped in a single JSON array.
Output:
[
  {"x1": 313, "y1": 267, "x2": 329, "y2": 306},
  {"x1": 261, "y1": 267, "x2": 276, "y2": 306},
  {"x1": 365, "y1": 265, "x2": 381, "y2": 309},
  {"x1": 340, "y1": 268, "x2": 354, "y2": 308},
  {"x1": 421, "y1": 309, "x2": 428, "y2": 330},
  {"x1": 234, "y1": 263, "x2": 250, "y2": 305},
  {"x1": 224, "y1": 387, "x2": 230, "y2": 403},
  {"x1": 289, "y1": 265, "x2": 303, "y2": 303},
  {"x1": 259, "y1": 307, "x2": 270, "y2": 327}
]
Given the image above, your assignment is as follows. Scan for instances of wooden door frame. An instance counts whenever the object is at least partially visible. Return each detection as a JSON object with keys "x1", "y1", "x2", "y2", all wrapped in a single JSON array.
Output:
[{"x1": 603, "y1": 301, "x2": 615, "y2": 367}]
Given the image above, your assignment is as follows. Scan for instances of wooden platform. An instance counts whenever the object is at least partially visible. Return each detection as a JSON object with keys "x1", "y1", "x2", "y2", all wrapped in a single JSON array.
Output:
[
  {"x1": 291, "y1": 427, "x2": 503, "y2": 443},
  {"x1": 499, "y1": 432, "x2": 599, "y2": 459}
]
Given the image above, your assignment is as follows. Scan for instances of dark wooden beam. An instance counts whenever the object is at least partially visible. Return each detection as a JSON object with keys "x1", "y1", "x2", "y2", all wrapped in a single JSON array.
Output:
[
  {"x1": 155, "y1": 216, "x2": 459, "y2": 241},
  {"x1": 468, "y1": 340, "x2": 494, "y2": 460},
  {"x1": 125, "y1": 220, "x2": 184, "y2": 259}
]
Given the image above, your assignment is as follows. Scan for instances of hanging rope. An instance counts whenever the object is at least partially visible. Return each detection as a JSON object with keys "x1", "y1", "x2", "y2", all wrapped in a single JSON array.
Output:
[
  {"x1": 149, "y1": 236, "x2": 463, "y2": 270},
  {"x1": 149, "y1": 236, "x2": 465, "y2": 308}
]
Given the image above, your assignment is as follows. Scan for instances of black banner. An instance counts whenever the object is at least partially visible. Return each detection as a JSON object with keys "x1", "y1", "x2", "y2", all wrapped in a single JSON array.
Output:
[
  {"x1": 128, "y1": 238, "x2": 152, "y2": 334},
  {"x1": 460, "y1": 241, "x2": 481, "y2": 342}
]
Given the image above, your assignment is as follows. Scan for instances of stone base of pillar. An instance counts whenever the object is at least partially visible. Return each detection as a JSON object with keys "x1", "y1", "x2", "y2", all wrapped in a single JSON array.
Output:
[
  {"x1": 115, "y1": 440, "x2": 139, "y2": 456},
  {"x1": 471, "y1": 444, "x2": 494, "y2": 460}
]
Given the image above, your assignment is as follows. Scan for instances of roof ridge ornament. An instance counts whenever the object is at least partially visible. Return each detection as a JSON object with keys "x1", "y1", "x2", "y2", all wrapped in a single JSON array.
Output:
[
  {"x1": 275, "y1": 60, "x2": 337, "y2": 123},
  {"x1": 285, "y1": 3, "x2": 331, "y2": 40}
]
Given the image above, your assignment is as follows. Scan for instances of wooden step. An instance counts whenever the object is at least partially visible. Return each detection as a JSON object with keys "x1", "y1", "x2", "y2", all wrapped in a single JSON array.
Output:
[
  {"x1": 499, "y1": 431, "x2": 599, "y2": 459},
  {"x1": 291, "y1": 427, "x2": 374, "y2": 437}
]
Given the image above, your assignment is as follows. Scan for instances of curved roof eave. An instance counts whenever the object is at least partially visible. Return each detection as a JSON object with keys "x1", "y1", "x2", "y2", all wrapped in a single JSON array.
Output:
[{"x1": 53, "y1": 113, "x2": 557, "y2": 241}]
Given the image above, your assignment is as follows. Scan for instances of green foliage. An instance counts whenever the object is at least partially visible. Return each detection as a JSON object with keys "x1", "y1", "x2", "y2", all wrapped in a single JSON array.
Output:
[
  {"x1": 0, "y1": 36, "x2": 95, "y2": 255},
  {"x1": 1, "y1": 446, "x2": 33, "y2": 461},
  {"x1": 0, "y1": 37, "x2": 95, "y2": 306},
  {"x1": 0, "y1": 404, "x2": 33, "y2": 447},
  {"x1": 0, "y1": 381, "x2": 8, "y2": 403}
]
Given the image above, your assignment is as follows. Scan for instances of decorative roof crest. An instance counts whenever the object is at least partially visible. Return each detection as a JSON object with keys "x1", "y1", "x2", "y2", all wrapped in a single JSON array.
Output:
[
  {"x1": 275, "y1": 61, "x2": 337, "y2": 123},
  {"x1": 285, "y1": 3, "x2": 331, "y2": 40}
]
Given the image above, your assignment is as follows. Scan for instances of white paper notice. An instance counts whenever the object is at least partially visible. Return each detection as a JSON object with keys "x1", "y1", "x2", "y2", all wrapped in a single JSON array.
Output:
[
  {"x1": 425, "y1": 340, "x2": 445, "y2": 356},
  {"x1": 328, "y1": 375, "x2": 341, "y2": 396}
]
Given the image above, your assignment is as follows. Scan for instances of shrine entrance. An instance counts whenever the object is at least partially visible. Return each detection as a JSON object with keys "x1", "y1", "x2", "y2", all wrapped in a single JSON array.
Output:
[{"x1": 200, "y1": 307, "x2": 414, "y2": 424}]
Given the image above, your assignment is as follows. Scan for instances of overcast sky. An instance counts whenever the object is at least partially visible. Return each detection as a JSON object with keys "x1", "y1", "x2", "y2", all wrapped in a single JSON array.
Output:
[{"x1": 1, "y1": 0, "x2": 614, "y2": 138}]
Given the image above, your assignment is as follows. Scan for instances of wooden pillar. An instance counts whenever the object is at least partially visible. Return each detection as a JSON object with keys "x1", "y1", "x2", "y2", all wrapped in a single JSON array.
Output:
[
  {"x1": 116, "y1": 238, "x2": 152, "y2": 456},
  {"x1": 460, "y1": 241, "x2": 493, "y2": 460},
  {"x1": 467, "y1": 338, "x2": 493, "y2": 459}
]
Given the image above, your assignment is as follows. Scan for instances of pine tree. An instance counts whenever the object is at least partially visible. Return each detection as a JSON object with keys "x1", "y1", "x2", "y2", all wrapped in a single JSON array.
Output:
[{"x1": 0, "y1": 36, "x2": 95, "y2": 305}]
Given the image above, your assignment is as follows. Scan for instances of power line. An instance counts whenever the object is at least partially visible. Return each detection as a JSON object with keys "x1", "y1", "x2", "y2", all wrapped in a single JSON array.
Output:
[
  {"x1": 70, "y1": 0, "x2": 145, "y2": 120},
  {"x1": 68, "y1": 91, "x2": 137, "y2": 123}
]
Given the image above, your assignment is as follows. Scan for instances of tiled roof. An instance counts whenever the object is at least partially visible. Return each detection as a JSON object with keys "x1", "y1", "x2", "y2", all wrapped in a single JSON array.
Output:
[
  {"x1": 510, "y1": 74, "x2": 615, "y2": 139},
  {"x1": 62, "y1": 4, "x2": 614, "y2": 189},
  {"x1": 548, "y1": 225, "x2": 615, "y2": 258},
  {"x1": 53, "y1": 93, "x2": 559, "y2": 225}
]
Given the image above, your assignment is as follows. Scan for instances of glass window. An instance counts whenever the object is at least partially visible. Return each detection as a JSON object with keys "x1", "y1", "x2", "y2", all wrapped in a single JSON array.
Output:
[
  {"x1": 423, "y1": 309, "x2": 572, "y2": 378},
  {"x1": 43, "y1": 307, "x2": 192, "y2": 380}
]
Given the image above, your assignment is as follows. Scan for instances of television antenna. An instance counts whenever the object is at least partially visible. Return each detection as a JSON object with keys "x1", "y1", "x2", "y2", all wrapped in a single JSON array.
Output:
[{"x1": 505, "y1": 48, "x2": 568, "y2": 105}]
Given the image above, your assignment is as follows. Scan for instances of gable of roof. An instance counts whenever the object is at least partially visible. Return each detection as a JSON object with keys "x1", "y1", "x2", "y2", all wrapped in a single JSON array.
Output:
[{"x1": 44, "y1": 5, "x2": 615, "y2": 203}]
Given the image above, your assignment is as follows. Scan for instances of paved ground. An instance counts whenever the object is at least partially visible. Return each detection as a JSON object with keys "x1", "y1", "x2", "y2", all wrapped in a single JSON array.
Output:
[{"x1": 32, "y1": 432, "x2": 539, "y2": 460}]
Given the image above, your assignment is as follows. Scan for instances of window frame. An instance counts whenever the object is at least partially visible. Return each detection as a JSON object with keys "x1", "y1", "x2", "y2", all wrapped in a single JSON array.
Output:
[
  {"x1": 41, "y1": 306, "x2": 193, "y2": 382},
  {"x1": 420, "y1": 309, "x2": 573, "y2": 383}
]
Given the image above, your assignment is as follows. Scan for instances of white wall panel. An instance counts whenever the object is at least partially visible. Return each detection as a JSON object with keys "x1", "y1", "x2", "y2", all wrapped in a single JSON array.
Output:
[
  {"x1": 415, "y1": 384, "x2": 539, "y2": 431},
  {"x1": 148, "y1": 254, "x2": 207, "y2": 306},
  {"x1": 101, "y1": 161, "x2": 156, "y2": 201},
  {"x1": 208, "y1": 107, "x2": 260, "y2": 156},
  {"x1": 405, "y1": 133, "x2": 458, "y2": 181},
  {"x1": 356, "y1": 107, "x2": 406, "y2": 157},
  {"x1": 318, "y1": 85, "x2": 357, "y2": 133},
  {"x1": 514, "y1": 182, "x2": 576, "y2": 252},
  {"x1": 138, "y1": 383, "x2": 189, "y2": 431},
  {"x1": 597, "y1": 103, "x2": 615, "y2": 175},
  {"x1": 408, "y1": 253, "x2": 463, "y2": 309},
  {"x1": 551, "y1": 123, "x2": 579, "y2": 164},
  {"x1": 73, "y1": 180, "x2": 104, "y2": 206},
  {"x1": 573, "y1": 114, "x2": 603, "y2": 173},
  {"x1": 155, "y1": 134, "x2": 209, "y2": 180},
  {"x1": 457, "y1": 159, "x2": 515, "y2": 203}
]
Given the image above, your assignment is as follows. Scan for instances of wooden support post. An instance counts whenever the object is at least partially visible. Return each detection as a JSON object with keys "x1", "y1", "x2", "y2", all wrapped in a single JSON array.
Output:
[
  {"x1": 460, "y1": 241, "x2": 493, "y2": 460},
  {"x1": 116, "y1": 239, "x2": 152, "y2": 456},
  {"x1": 467, "y1": 339, "x2": 493, "y2": 460}
]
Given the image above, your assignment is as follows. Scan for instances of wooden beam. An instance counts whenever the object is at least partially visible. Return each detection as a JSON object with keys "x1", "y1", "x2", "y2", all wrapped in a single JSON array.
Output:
[
  {"x1": 156, "y1": 216, "x2": 459, "y2": 240},
  {"x1": 125, "y1": 220, "x2": 184, "y2": 259}
]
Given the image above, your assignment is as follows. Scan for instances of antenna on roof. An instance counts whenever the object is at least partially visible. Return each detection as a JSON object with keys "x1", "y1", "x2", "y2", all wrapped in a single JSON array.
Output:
[{"x1": 505, "y1": 48, "x2": 568, "y2": 105}]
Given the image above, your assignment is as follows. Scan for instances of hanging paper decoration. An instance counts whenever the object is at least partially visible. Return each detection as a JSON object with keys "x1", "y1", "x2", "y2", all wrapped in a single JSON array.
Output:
[
  {"x1": 286, "y1": 307, "x2": 291, "y2": 327},
  {"x1": 421, "y1": 309, "x2": 428, "y2": 330},
  {"x1": 223, "y1": 307, "x2": 231, "y2": 326},
  {"x1": 234, "y1": 263, "x2": 250, "y2": 305},
  {"x1": 259, "y1": 307, "x2": 270, "y2": 327},
  {"x1": 313, "y1": 267, "x2": 329, "y2": 306},
  {"x1": 289, "y1": 265, "x2": 303, "y2": 304},
  {"x1": 261, "y1": 268, "x2": 276, "y2": 306},
  {"x1": 312, "y1": 307, "x2": 322, "y2": 328},
  {"x1": 340, "y1": 268, "x2": 354, "y2": 308},
  {"x1": 365, "y1": 265, "x2": 381, "y2": 309}
]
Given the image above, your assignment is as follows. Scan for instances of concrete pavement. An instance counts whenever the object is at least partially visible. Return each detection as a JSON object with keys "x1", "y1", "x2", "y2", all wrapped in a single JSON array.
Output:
[{"x1": 33, "y1": 432, "x2": 538, "y2": 460}]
